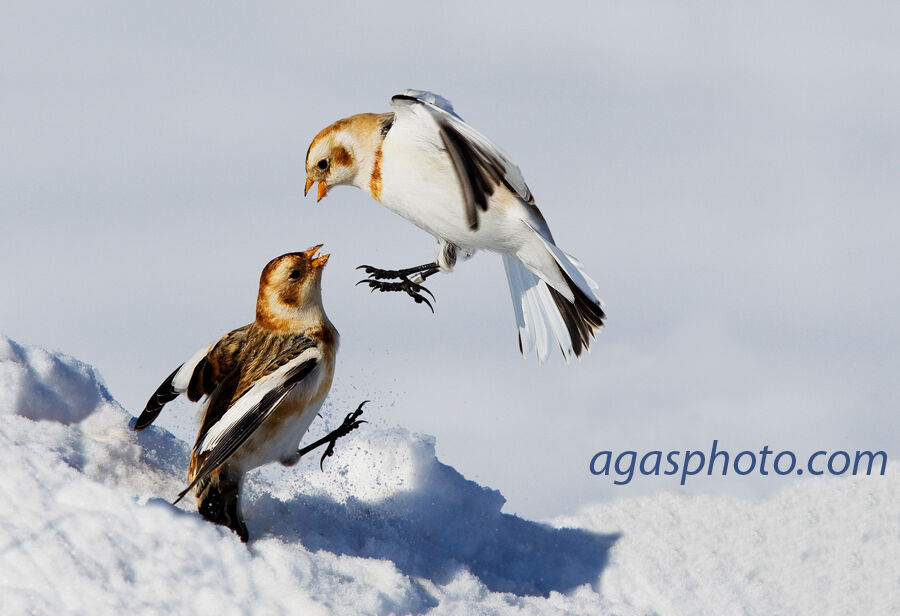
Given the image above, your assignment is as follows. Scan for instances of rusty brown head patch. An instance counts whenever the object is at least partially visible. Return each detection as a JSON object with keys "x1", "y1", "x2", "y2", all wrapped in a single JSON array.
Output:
[
  {"x1": 331, "y1": 145, "x2": 353, "y2": 167},
  {"x1": 278, "y1": 280, "x2": 302, "y2": 307}
]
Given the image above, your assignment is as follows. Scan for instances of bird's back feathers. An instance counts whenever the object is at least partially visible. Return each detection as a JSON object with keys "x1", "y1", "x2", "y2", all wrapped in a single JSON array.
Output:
[{"x1": 391, "y1": 92, "x2": 535, "y2": 228}]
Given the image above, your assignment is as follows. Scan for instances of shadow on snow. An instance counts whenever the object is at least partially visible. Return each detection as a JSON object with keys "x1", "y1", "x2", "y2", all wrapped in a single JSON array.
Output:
[{"x1": 246, "y1": 459, "x2": 618, "y2": 598}]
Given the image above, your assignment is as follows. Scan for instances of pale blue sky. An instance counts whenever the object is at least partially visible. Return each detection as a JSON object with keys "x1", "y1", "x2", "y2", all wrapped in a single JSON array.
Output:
[{"x1": 2, "y1": 2, "x2": 898, "y2": 517}]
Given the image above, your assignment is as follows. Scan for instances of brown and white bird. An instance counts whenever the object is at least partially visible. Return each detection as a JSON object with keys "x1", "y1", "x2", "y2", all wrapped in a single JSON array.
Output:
[
  {"x1": 304, "y1": 90, "x2": 605, "y2": 363},
  {"x1": 133, "y1": 247, "x2": 364, "y2": 541}
]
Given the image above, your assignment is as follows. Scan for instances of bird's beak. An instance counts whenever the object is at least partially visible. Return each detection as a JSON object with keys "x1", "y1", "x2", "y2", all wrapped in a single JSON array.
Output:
[
  {"x1": 312, "y1": 252, "x2": 330, "y2": 269},
  {"x1": 304, "y1": 177, "x2": 315, "y2": 197},
  {"x1": 305, "y1": 244, "x2": 330, "y2": 269},
  {"x1": 316, "y1": 181, "x2": 329, "y2": 202}
]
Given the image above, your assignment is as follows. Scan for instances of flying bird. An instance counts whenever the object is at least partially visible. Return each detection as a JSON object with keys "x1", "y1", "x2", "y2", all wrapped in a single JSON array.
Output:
[
  {"x1": 133, "y1": 247, "x2": 365, "y2": 541},
  {"x1": 304, "y1": 90, "x2": 605, "y2": 362}
]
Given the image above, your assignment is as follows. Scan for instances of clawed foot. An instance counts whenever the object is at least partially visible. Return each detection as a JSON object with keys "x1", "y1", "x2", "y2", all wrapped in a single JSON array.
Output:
[
  {"x1": 294, "y1": 401, "x2": 369, "y2": 470},
  {"x1": 318, "y1": 401, "x2": 368, "y2": 470},
  {"x1": 356, "y1": 265, "x2": 437, "y2": 312}
]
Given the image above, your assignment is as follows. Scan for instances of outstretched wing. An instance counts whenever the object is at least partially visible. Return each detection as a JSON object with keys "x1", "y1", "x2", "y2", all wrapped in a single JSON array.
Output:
[
  {"x1": 133, "y1": 325, "x2": 250, "y2": 431},
  {"x1": 390, "y1": 89, "x2": 534, "y2": 231},
  {"x1": 174, "y1": 346, "x2": 321, "y2": 503}
]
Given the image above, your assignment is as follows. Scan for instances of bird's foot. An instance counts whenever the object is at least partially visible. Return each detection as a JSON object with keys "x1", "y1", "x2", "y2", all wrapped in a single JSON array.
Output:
[
  {"x1": 356, "y1": 264, "x2": 436, "y2": 280},
  {"x1": 317, "y1": 401, "x2": 368, "y2": 470},
  {"x1": 294, "y1": 401, "x2": 369, "y2": 470},
  {"x1": 356, "y1": 265, "x2": 436, "y2": 312}
]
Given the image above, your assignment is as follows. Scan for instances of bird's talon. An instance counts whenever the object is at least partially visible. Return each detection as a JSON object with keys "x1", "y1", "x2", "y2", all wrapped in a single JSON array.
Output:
[{"x1": 356, "y1": 275, "x2": 435, "y2": 311}]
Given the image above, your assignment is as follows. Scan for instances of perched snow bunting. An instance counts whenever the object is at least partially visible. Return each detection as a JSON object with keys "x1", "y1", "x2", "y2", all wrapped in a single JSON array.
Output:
[
  {"x1": 133, "y1": 247, "x2": 365, "y2": 542},
  {"x1": 304, "y1": 90, "x2": 605, "y2": 362}
]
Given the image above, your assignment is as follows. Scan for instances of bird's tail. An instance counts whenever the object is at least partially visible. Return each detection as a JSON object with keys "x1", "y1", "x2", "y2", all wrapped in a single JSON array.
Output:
[{"x1": 503, "y1": 238, "x2": 605, "y2": 363}]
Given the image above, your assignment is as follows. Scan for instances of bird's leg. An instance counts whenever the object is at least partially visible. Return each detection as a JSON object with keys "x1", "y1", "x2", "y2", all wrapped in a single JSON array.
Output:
[
  {"x1": 358, "y1": 262, "x2": 439, "y2": 280},
  {"x1": 293, "y1": 401, "x2": 368, "y2": 470},
  {"x1": 196, "y1": 472, "x2": 249, "y2": 542},
  {"x1": 356, "y1": 262, "x2": 440, "y2": 311}
]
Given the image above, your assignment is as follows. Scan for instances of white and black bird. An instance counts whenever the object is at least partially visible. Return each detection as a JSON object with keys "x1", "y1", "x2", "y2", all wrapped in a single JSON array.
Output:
[
  {"x1": 133, "y1": 247, "x2": 365, "y2": 541},
  {"x1": 304, "y1": 90, "x2": 605, "y2": 363}
]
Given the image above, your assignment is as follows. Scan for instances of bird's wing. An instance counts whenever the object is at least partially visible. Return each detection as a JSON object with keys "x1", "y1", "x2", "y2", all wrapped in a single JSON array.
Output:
[
  {"x1": 390, "y1": 89, "x2": 534, "y2": 231},
  {"x1": 133, "y1": 325, "x2": 251, "y2": 431},
  {"x1": 174, "y1": 345, "x2": 321, "y2": 503},
  {"x1": 193, "y1": 332, "x2": 317, "y2": 443}
]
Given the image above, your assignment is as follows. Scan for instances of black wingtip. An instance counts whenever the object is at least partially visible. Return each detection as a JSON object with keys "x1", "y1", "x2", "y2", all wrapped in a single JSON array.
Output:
[
  {"x1": 391, "y1": 93, "x2": 419, "y2": 104},
  {"x1": 172, "y1": 485, "x2": 191, "y2": 505},
  {"x1": 133, "y1": 402, "x2": 164, "y2": 432},
  {"x1": 134, "y1": 365, "x2": 183, "y2": 431},
  {"x1": 132, "y1": 414, "x2": 153, "y2": 432}
]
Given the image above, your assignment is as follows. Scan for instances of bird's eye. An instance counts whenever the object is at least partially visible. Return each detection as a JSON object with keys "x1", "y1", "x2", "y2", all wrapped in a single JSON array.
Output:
[
  {"x1": 289, "y1": 270, "x2": 301, "y2": 279},
  {"x1": 317, "y1": 159, "x2": 328, "y2": 170}
]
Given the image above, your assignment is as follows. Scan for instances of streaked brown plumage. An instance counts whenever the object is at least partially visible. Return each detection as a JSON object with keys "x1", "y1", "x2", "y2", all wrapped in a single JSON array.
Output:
[{"x1": 134, "y1": 247, "x2": 342, "y2": 541}]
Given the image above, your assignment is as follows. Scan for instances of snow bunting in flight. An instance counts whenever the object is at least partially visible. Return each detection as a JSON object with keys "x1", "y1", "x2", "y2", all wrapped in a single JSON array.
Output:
[
  {"x1": 304, "y1": 90, "x2": 605, "y2": 362},
  {"x1": 133, "y1": 247, "x2": 365, "y2": 542}
]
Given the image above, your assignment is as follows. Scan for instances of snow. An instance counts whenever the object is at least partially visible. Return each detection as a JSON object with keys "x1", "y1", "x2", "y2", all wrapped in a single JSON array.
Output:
[{"x1": 1, "y1": 336, "x2": 898, "y2": 615}]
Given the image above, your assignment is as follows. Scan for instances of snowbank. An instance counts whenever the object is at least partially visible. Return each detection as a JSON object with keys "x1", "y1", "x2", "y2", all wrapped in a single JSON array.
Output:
[{"x1": 1, "y1": 336, "x2": 897, "y2": 614}]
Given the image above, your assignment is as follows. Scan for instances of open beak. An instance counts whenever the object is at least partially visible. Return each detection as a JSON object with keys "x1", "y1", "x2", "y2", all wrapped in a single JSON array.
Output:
[
  {"x1": 316, "y1": 181, "x2": 328, "y2": 202},
  {"x1": 312, "y1": 252, "x2": 330, "y2": 268},
  {"x1": 304, "y1": 177, "x2": 315, "y2": 197},
  {"x1": 304, "y1": 244, "x2": 330, "y2": 269}
]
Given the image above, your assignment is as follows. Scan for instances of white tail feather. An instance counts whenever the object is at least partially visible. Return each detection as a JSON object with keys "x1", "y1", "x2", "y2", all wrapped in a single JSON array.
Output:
[
  {"x1": 503, "y1": 255, "x2": 576, "y2": 363},
  {"x1": 503, "y1": 223, "x2": 605, "y2": 362}
]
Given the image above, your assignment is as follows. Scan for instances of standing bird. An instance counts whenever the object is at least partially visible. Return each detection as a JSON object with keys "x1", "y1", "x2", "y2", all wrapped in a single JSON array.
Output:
[
  {"x1": 133, "y1": 247, "x2": 365, "y2": 541},
  {"x1": 304, "y1": 90, "x2": 605, "y2": 363}
]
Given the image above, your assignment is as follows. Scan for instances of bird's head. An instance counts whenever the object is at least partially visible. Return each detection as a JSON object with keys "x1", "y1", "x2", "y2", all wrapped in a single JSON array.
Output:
[
  {"x1": 304, "y1": 113, "x2": 391, "y2": 202},
  {"x1": 256, "y1": 246, "x2": 330, "y2": 330}
]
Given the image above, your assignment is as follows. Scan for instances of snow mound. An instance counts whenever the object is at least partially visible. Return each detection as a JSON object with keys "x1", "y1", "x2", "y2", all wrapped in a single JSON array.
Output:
[
  {"x1": 247, "y1": 428, "x2": 615, "y2": 597},
  {"x1": 0, "y1": 337, "x2": 109, "y2": 424},
  {"x1": 1, "y1": 335, "x2": 897, "y2": 615}
]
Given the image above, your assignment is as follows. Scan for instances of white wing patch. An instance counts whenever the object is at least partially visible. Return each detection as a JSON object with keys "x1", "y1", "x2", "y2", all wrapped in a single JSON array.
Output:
[
  {"x1": 172, "y1": 345, "x2": 212, "y2": 393},
  {"x1": 197, "y1": 346, "x2": 321, "y2": 455}
]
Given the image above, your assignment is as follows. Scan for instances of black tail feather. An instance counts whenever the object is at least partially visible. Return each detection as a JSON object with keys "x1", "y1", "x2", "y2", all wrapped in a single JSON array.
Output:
[{"x1": 548, "y1": 268, "x2": 606, "y2": 358}]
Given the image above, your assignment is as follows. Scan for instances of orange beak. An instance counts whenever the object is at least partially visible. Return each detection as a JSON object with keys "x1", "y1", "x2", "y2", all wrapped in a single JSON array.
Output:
[
  {"x1": 304, "y1": 177, "x2": 315, "y2": 197},
  {"x1": 304, "y1": 244, "x2": 330, "y2": 269},
  {"x1": 316, "y1": 181, "x2": 328, "y2": 202},
  {"x1": 312, "y1": 253, "x2": 330, "y2": 269}
]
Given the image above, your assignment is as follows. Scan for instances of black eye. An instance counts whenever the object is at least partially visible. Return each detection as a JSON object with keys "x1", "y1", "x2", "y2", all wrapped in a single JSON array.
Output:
[
  {"x1": 317, "y1": 159, "x2": 328, "y2": 170},
  {"x1": 288, "y1": 270, "x2": 301, "y2": 279}
]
